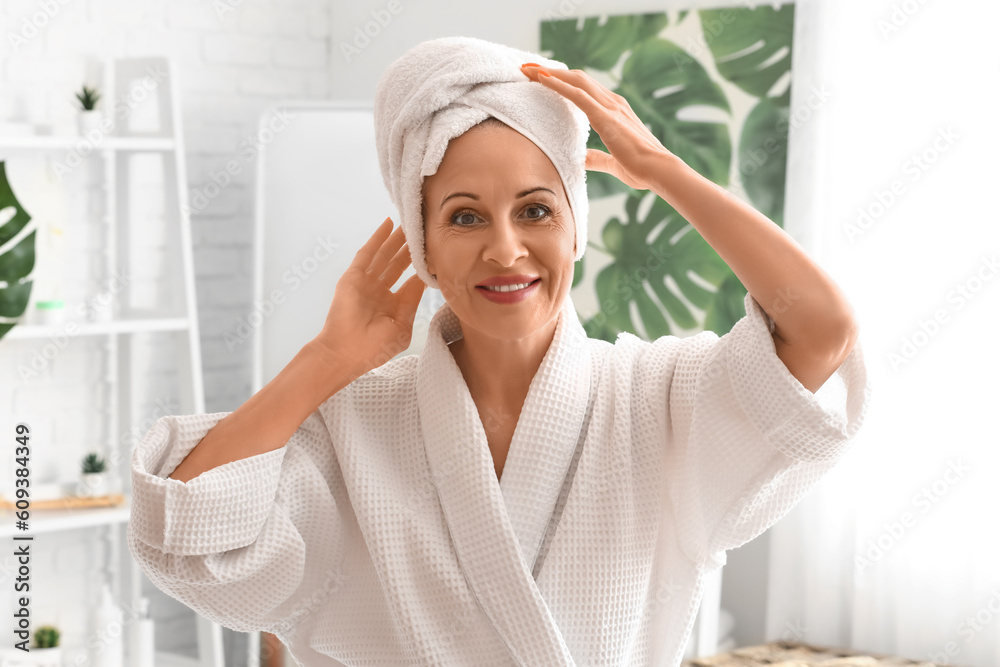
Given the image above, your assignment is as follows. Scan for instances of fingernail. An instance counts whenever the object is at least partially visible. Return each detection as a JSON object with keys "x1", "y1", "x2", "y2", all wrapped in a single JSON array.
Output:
[
  {"x1": 521, "y1": 62, "x2": 540, "y2": 68},
  {"x1": 538, "y1": 70, "x2": 551, "y2": 77}
]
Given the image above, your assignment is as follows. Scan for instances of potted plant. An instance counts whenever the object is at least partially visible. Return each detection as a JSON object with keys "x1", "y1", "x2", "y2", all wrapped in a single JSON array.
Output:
[
  {"x1": 28, "y1": 625, "x2": 61, "y2": 666},
  {"x1": 75, "y1": 84, "x2": 102, "y2": 135},
  {"x1": 80, "y1": 452, "x2": 108, "y2": 498},
  {"x1": 0, "y1": 161, "x2": 36, "y2": 342}
]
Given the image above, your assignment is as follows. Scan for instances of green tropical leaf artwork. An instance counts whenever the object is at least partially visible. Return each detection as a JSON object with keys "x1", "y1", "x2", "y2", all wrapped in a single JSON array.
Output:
[
  {"x1": 0, "y1": 161, "x2": 36, "y2": 341},
  {"x1": 544, "y1": 5, "x2": 795, "y2": 342}
]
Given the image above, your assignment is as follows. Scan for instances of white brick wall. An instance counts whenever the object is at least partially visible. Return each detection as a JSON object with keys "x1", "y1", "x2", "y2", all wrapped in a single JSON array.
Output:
[{"x1": 0, "y1": 0, "x2": 333, "y2": 663}]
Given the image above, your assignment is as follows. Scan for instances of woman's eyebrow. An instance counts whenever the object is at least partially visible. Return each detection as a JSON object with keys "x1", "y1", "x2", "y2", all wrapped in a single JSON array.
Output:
[{"x1": 439, "y1": 186, "x2": 556, "y2": 209}]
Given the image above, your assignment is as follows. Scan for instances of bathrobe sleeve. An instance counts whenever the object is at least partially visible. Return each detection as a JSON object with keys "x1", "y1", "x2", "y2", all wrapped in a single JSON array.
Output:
[
  {"x1": 126, "y1": 406, "x2": 348, "y2": 635},
  {"x1": 632, "y1": 291, "x2": 870, "y2": 567}
]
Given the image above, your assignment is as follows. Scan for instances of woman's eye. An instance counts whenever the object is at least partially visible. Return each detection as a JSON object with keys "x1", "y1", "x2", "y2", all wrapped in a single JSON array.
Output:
[
  {"x1": 525, "y1": 205, "x2": 550, "y2": 219},
  {"x1": 450, "y1": 211, "x2": 477, "y2": 226},
  {"x1": 449, "y1": 205, "x2": 550, "y2": 226}
]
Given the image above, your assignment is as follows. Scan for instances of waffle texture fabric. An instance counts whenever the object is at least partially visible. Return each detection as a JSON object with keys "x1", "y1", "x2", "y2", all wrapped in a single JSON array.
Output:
[
  {"x1": 128, "y1": 292, "x2": 870, "y2": 667},
  {"x1": 373, "y1": 35, "x2": 591, "y2": 290}
]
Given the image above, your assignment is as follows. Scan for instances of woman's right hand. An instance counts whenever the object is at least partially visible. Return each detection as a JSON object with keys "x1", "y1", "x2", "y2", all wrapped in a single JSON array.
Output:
[{"x1": 309, "y1": 217, "x2": 427, "y2": 379}]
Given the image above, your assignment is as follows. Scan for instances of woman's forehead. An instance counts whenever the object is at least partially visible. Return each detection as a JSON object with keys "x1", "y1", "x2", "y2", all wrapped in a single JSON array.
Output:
[{"x1": 426, "y1": 128, "x2": 563, "y2": 190}]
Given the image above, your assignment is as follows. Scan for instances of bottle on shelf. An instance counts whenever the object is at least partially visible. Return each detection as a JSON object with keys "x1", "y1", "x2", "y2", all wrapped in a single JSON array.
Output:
[
  {"x1": 128, "y1": 596, "x2": 155, "y2": 667},
  {"x1": 92, "y1": 583, "x2": 124, "y2": 667}
]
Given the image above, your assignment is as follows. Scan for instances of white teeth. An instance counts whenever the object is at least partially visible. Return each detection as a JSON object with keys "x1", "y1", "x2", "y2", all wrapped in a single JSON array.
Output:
[{"x1": 483, "y1": 281, "x2": 535, "y2": 292}]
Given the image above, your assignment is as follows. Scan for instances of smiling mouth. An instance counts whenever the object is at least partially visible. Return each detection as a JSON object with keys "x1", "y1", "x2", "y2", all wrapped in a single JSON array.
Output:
[{"x1": 478, "y1": 279, "x2": 541, "y2": 293}]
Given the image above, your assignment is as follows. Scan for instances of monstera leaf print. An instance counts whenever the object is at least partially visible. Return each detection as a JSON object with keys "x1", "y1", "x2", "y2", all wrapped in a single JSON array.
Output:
[
  {"x1": 700, "y1": 5, "x2": 795, "y2": 105},
  {"x1": 0, "y1": 161, "x2": 35, "y2": 340},
  {"x1": 541, "y1": 13, "x2": 674, "y2": 72},
  {"x1": 543, "y1": 7, "x2": 795, "y2": 341},
  {"x1": 583, "y1": 38, "x2": 733, "y2": 200},
  {"x1": 542, "y1": 15, "x2": 726, "y2": 200},
  {"x1": 616, "y1": 39, "x2": 732, "y2": 187},
  {"x1": 738, "y1": 97, "x2": 790, "y2": 227},
  {"x1": 584, "y1": 190, "x2": 729, "y2": 341}
]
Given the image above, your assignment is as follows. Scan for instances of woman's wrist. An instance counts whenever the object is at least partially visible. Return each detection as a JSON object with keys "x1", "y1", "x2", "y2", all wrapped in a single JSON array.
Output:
[
  {"x1": 303, "y1": 338, "x2": 369, "y2": 394},
  {"x1": 643, "y1": 150, "x2": 696, "y2": 202}
]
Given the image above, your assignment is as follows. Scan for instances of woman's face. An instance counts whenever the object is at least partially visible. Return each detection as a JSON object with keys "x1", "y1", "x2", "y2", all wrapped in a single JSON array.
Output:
[{"x1": 423, "y1": 122, "x2": 576, "y2": 343}]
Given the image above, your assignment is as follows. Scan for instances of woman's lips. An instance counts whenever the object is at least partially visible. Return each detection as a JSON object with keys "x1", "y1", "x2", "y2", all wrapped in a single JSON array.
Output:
[
  {"x1": 478, "y1": 278, "x2": 540, "y2": 292},
  {"x1": 476, "y1": 278, "x2": 541, "y2": 304}
]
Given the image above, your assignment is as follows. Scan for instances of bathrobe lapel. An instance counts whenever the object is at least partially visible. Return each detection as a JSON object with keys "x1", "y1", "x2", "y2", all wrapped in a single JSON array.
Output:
[{"x1": 416, "y1": 297, "x2": 591, "y2": 666}]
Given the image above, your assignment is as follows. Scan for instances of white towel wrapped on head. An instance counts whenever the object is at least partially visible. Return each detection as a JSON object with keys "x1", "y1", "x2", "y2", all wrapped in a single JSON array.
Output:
[{"x1": 373, "y1": 36, "x2": 591, "y2": 290}]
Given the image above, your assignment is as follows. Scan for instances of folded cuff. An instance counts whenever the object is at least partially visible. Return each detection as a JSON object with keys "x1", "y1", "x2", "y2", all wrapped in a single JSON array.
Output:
[
  {"x1": 128, "y1": 413, "x2": 288, "y2": 556},
  {"x1": 726, "y1": 292, "x2": 871, "y2": 463}
]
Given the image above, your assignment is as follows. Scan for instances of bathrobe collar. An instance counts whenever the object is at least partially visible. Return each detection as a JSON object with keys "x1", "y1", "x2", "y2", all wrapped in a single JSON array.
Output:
[{"x1": 416, "y1": 295, "x2": 591, "y2": 666}]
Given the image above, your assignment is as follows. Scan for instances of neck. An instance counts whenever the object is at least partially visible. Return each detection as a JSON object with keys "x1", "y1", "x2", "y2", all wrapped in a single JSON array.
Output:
[{"x1": 449, "y1": 311, "x2": 561, "y2": 409}]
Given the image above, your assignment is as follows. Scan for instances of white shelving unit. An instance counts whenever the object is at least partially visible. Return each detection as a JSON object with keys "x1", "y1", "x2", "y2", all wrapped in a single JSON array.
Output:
[{"x1": 0, "y1": 56, "x2": 223, "y2": 667}]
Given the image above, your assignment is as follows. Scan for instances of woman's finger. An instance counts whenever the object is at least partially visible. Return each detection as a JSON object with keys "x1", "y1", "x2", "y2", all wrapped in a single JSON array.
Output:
[
  {"x1": 396, "y1": 273, "x2": 427, "y2": 318},
  {"x1": 378, "y1": 241, "x2": 413, "y2": 286},
  {"x1": 585, "y1": 148, "x2": 615, "y2": 174},
  {"x1": 367, "y1": 223, "x2": 407, "y2": 275},
  {"x1": 531, "y1": 69, "x2": 613, "y2": 130},
  {"x1": 586, "y1": 149, "x2": 646, "y2": 190},
  {"x1": 350, "y1": 217, "x2": 394, "y2": 271},
  {"x1": 523, "y1": 65, "x2": 619, "y2": 109}
]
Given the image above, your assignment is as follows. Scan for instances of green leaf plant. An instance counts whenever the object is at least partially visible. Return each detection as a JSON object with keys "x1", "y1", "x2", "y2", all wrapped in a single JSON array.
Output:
[
  {"x1": 542, "y1": 7, "x2": 795, "y2": 340},
  {"x1": 0, "y1": 161, "x2": 36, "y2": 341},
  {"x1": 82, "y1": 452, "x2": 107, "y2": 474},
  {"x1": 75, "y1": 84, "x2": 101, "y2": 111}
]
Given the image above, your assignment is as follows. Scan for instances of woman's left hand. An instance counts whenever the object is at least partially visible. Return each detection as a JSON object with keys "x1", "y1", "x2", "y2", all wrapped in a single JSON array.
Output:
[{"x1": 520, "y1": 63, "x2": 672, "y2": 191}]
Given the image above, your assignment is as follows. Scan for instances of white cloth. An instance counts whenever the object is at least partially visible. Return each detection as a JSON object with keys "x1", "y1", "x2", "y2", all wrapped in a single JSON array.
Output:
[
  {"x1": 373, "y1": 36, "x2": 591, "y2": 290},
  {"x1": 127, "y1": 292, "x2": 870, "y2": 666}
]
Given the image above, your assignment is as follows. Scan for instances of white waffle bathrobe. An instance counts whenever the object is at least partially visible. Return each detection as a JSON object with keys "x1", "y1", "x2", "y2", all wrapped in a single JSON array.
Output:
[{"x1": 127, "y1": 292, "x2": 870, "y2": 666}]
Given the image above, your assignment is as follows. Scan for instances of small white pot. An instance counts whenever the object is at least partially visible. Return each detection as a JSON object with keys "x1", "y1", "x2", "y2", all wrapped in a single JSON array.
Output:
[
  {"x1": 80, "y1": 472, "x2": 108, "y2": 498},
  {"x1": 34, "y1": 300, "x2": 66, "y2": 325},
  {"x1": 77, "y1": 110, "x2": 103, "y2": 135}
]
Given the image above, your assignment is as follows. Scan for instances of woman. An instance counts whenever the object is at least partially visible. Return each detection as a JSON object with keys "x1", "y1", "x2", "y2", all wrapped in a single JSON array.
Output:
[{"x1": 128, "y1": 37, "x2": 870, "y2": 666}]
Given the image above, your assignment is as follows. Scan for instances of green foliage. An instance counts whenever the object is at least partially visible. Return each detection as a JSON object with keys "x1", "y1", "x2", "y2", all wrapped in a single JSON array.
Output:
[
  {"x1": 617, "y1": 38, "x2": 732, "y2": 186},
  {"x1": 542, "y1": 7, "x2": 795, "y2": 339},
  {"x1": 701, "y1": 5, "x2": 795, "y2": 105},
  {"x1": 738, "y1": 98, "x2": 790, "y2": 226},
  {"x1": 34, "y1": 625, "x2": 60, "y2": 648},
  {"x1": 75, "y1": 85, "x2": 101, "y2": 111},
  {"x1": 541, "y1": 13, "x2": 670, "y2": 72},
  {"x1": 82, "y1": 452, "x2": 107, "y2": 474},
  {"x1": 703, "y1": 273, "x2": 749, "y2": 335},
  {"x1": 589, "y1": 191, "x2": 728, "y2": 342},
  {"x1": 0, "y1": 161, "x2": 35, "y2": 341}
]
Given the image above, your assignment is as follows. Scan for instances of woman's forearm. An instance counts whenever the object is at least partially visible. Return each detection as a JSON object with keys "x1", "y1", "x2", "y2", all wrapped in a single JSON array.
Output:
[
  {"x1": 648, "y1": 152, "x2": 856, "y2": 347},
  {"x1": 167, "y1": 341, "x2": 359, "y2": 483}
]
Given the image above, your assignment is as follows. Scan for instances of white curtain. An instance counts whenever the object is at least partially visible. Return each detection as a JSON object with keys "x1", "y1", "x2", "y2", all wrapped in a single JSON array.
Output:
[{"x1": 767, "y1": 0, "x2": 1000, "y2": 664}]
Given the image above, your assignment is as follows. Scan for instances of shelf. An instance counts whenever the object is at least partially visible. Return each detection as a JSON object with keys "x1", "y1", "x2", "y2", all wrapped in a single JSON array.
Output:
[
  {"x1": 0, "y1": 647, "x2": 199, "y2": 666},
  {"x1": 3, "y1": 316, "x2": 191, "y2": 339},
  {"x1": 0, "y1": 135, "x2": 176, "y2": 151},
  {"x1": 0, "y1": 55, "x2": 221, "y2": 665},
  {"x1": 0, "y1": 497, "x2": 130, "y2": 537}
]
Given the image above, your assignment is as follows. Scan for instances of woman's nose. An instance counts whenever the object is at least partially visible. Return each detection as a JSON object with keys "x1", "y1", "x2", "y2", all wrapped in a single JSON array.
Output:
[{"x1": 482, "y1": 216, "x2": 528, "y2": 267}]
